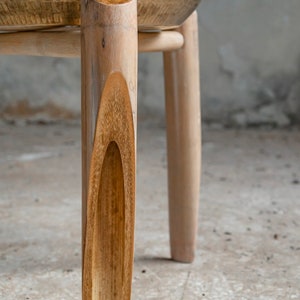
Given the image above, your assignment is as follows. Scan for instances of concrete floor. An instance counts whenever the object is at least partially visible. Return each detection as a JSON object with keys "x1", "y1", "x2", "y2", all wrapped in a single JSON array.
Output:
[{"x1": 0, "y1": 123, "x2": 299, "y2": 299}]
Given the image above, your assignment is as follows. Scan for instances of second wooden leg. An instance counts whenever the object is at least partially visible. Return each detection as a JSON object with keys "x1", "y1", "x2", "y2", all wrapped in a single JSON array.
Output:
[{"x1": 163, "y1": 12, "x2": 201, "y2": 263}]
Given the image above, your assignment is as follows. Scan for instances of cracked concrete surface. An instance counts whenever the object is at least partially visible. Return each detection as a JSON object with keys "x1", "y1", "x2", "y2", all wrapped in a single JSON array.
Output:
[{"x1": 0, "y1": 123, "x2": 300, "y2": 299}]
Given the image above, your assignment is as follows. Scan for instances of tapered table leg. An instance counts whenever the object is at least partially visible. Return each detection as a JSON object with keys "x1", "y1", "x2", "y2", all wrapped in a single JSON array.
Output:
[
  {"x1": 81, "y1": 0, "x2": 137, "y2": 299},
  {"x1": 163, "y1": 12, "x2": 201, "y2": 263}
]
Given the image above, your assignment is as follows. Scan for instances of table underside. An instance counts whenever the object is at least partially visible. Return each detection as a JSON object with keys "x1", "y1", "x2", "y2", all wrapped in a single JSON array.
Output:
[{"x1": 0, "y1": 0, "x2": 200, "y2": 31}]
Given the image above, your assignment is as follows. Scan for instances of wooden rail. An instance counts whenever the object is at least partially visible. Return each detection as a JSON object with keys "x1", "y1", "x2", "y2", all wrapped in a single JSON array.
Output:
[{"x1": 0, "y1": 30, "x2": 184, "y2": 57}]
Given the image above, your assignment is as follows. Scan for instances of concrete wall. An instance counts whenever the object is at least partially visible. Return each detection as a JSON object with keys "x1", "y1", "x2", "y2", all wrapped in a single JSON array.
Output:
[{"x1": 1, "y1": 0, "x2": 300, "y2": 126}]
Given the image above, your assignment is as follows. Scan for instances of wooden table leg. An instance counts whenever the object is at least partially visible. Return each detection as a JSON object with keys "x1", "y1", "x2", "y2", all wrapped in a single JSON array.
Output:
[
  {"x1": 163, "y1": 12, "x2": 201, "y2": 263},
  {"x1": 81, "y1": 0, "x2": 137, "y2": 299}
]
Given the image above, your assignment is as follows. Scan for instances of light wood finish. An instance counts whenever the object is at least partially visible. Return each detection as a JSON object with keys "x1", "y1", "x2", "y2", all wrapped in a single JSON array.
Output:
[
  {"x1": 0, "y1": 0, "x2": 80, "y2": 30},
  {"x1": 81, "y1": 0, "x2": 137, "y2": 299},
  {"x1": 0, "y1": 0, "x2": 201, "y2": 30},
  {"x1": 0, "y1": 31, "x2": 80, "y2": 57},
  {"x1": 137, "y1": 0, "x2": 200, "y2": 31},
  {"x1": 0, "y1": 30, "x2": 184, "y2": 57},
  {"x1": 138, "y1": 31, "x2": 184, "y2": 53},
  {"x1": 163, "y1": 12, "x2": 201, "y2": 263}
]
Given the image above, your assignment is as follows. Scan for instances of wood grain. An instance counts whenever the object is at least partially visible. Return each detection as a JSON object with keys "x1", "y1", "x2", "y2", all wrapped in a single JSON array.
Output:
[
  {"x1": 137, "y1": 0, "x2": 200, "y2": 31},
  {"x1": 0, "y1": 0, "x2": 80, "y2": 29},
  {"x1": 0, "y1": 0, "x2": 201, "y2": 30},
  {"x1": 163, "y1": 12, "x2": 201, "y2": 263},
  {"x1": 81, "y1": 0, "x2": 137, "y2": 299},
  {"x1": 83, "y1": 72, "x2": 135, "y2": 300}
]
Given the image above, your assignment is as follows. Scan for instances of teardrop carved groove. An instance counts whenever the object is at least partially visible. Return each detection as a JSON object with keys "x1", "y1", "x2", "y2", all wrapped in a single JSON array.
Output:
[
  {"x1": 93, "y1": 141, "x2": 125, "y2": 299},
  {"x1": 83, "y1": 72, "x2": 135, "y2": 300}
]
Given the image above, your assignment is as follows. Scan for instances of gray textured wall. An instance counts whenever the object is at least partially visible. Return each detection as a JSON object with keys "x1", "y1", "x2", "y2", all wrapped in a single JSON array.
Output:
[{"x1": 1, "y1": 0, "x2": 300, "y2": 126}]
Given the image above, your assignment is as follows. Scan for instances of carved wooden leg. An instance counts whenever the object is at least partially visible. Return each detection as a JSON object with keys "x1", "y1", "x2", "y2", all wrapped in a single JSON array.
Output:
[
  {"x1": 81, "y1": 0, "x2": 137, "y2": 299},
  {"x1": 163, "y1": 12, "x2": 201, "y2": 263}
]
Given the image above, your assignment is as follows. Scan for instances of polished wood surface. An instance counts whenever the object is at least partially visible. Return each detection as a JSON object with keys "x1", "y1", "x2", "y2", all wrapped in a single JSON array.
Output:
[
  {"x1": 163, "y1": 12, "x2": 201, "y2": 263},
  {"x1": 81, "y1": 0, "x2": 137, "y2": 299},
  {"x1": 0, "y1": 30, "x2": 184, "y2": 57},
  {"x1": 0, "y1": 0, "x2": 201, "y2": 30}
]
